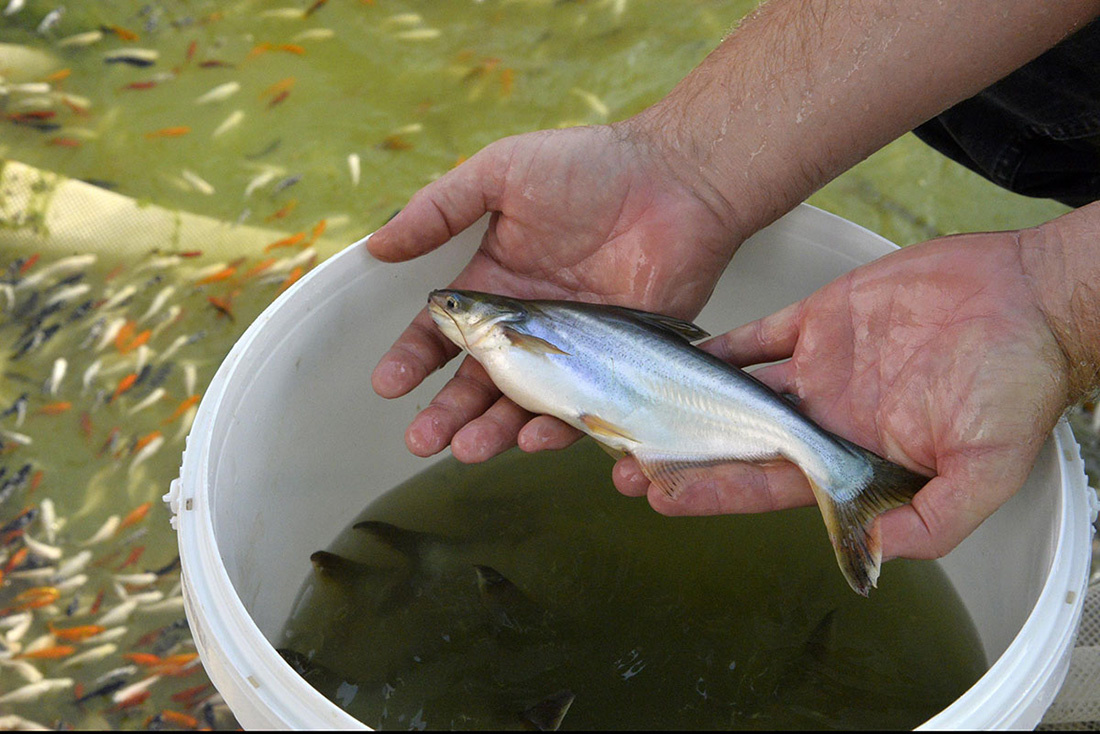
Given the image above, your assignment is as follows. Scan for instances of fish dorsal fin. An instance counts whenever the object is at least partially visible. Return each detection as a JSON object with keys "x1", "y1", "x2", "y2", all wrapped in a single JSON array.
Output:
[
  {"x1": 609, "y1": 306, "x2": 710, "y2": 342},
  {"x1": 502, "y1": 327, "x2": 570, "y2": 355},
  {"x1": 521, "y1": 690, "x2": 576, "y2": 731}
]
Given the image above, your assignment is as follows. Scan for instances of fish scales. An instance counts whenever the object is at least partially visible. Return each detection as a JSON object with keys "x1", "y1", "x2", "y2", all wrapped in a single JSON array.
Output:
[{"x1": 427, "y1": 290, "x2": 928, "y2": 595}]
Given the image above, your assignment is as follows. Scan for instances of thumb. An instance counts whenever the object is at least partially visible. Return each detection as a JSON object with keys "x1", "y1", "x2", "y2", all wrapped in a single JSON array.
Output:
[{"x1": 366, "y1": 139, "x2": 511, "y2": 263}]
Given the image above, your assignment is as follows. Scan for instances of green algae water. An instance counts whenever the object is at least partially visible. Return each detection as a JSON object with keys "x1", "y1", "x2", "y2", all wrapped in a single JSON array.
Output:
[{"x1": 279, "y1": 440, "x2": 987, "y2": 730}]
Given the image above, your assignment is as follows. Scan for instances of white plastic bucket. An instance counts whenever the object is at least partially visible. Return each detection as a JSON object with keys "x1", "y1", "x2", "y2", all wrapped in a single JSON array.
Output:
[{"x1": 167, "y1": 204, "x2": 1098, "y2": 730}]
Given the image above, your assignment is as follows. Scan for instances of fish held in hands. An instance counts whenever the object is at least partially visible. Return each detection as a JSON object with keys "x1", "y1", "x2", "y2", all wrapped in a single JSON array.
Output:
[{"x1": 426, "y1": 289, "x2": 928, "y2": 596}]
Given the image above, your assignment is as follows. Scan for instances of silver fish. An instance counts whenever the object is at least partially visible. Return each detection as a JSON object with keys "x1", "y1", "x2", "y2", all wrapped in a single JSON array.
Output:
[{"x1": 427, "y1": 290, "x2": 927, "y2": 595}]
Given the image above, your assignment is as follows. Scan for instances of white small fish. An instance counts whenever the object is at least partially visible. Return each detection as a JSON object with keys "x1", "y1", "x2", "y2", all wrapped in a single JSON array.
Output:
[
  {"x1": 1, "y1": 612, "x2": 33, "y2": 633},
  {"x1": 60, "y1": 643, "x2": 117, "y2": 668},
  {"x1": 45, "y1": 358, "x2": 66, "y2": 396},
  {"x1": 244, "y1": 169, "x2": 279, "y2": 198},
  {"x1": 103, "y1": 48, "x2": 159, "y2": 67},
  {"x1": 35, "y1": 7, "x2": 64, "y2": 35},
  {"x1": 0, "y1": 429, "x2": 32, "y2": 447},
  {"x1": 56, "y1": 549, "x2": 91, "y2": 578},
  {"x1": 181, "y1": 169, "x2": 215, "y2": 195},
  {"x1": 21, "y1": 634, "x2": 54, "y2": 655},
  {"x1": 571, "y1": 88, "x2": 610, "y2": 118},
  {"x1": 39, "y1": 499, "x2": 57, "y2": 544},
  {"x1": 83, "y1": 626, "x2": 127, "y2": 644},
  {"x1": 92, "y1": 664, "x2": 137, "y2": 685},
  {"x1": 55, "y1": 573, "x2": 87, "y2": 592},
  {"x1": 6, "y1": 566, "x2": 54, "y2": 581},
  {"x1": 95, "y1": 317, "x2": 128, "y2": 351},
  {"x1": 81, "y1": 358, "x2": 102, "y2": 393},
  {"x1": 188, "y1": 262, "x2": 228, "y2": 283},
  {"x1": 110, "y1": 674, "x2": 160, "y2": 704},
  {"x1": 1, "y1": 283, "x2": 15, "y2": 311},
  {"x1": 172, "y1": 405, "x2": 198, "y2": 443},
  {"x1": 137, "y1": 255, "x2": 183, "y2": 272},
  {"x1": 138, "y1": 596, "x2": 186, "y2": 614},
  {"x1": 0, "y1": 678, "x2": 73, "y2": 704},
  {"x1": 151, "y1": 305, "x2": 182, "y2": 339},
  {"x1": 395, "y1": 28, "x2": 442, "y2": 40},
  {"x1": 139, "y1": 285, "x2": 176, "y2": 322},
  {"x1": 15, "y1": 254, "x2": 95, "y2": 291},
  {"x1": 43, "y1": 282, "x2": 90, "y2": 307},
  {"x1": 212, "y1": 109, "x2": 245, "y2": 138},
  {"x1": 100, "y1": 285, "x2": 138, "y2": 312},
  {"x1": 0, "y1": 715, "x2": 50, "y2": 731},
  {"x1": 97, "y1": 598, "x2": 138, "y2": 627},
  {"x1": 195, "y1": 81, "x2": 240, "y2": 105},
  {"x1": 82, "y1": 515, "x2": 120, "y2": 546},
  {"x1": 128, "y1": 434, "x2": 165, "y2": 476},
  {"x1": 114, "y1": 572, "x2": 158, "y2": 587},
  {"x1": 128, "y1": 387, "x2": 166, "y2": 415},
  {"x1": 158, "y1": 334, "x2": 189, "y2": 362},
  {"x1": 382, "y1": 12, "x2": 423, "y2": 27},
  {"x1": 260, "y1": 7, "x2": 304, "y2": 19},
  {"x1": 293, "y1": 28, "x2": 335, "y2": 41},
  {"x1": 0, "y1": 658, "x2": 44, "y2": 684},
  {"x1": 183, "y1": 362, "x2": 198, "y2": 396},
  {"x1": 56, "y1": 29, "x2": 102, "y2": 46},
  {"x1": 22, "y1": 534, "x2": 62, "y2": 561},
  {"x1": 347, "y1": 153, "x2": 361, "y2": 186},
  {"x1": 3, "y1": 0, "x2": 26, "y2": 16}
]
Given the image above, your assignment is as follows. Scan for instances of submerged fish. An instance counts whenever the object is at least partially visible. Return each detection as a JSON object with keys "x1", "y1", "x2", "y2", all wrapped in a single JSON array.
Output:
[{"x1": 427, "y1": 290, "x2": 928, "y2": 595}]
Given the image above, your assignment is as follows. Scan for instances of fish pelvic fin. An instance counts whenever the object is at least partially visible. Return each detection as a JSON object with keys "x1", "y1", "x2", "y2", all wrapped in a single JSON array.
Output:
[
  {"x1": 579, "y1": 413, "x2": 636, "y2": 444},
  {"x1": 811, "y1": 444, "x2": 927, "y2": 596},
  {"x1": 503, "y1": 327, "x2": 570, "y2": 355}
]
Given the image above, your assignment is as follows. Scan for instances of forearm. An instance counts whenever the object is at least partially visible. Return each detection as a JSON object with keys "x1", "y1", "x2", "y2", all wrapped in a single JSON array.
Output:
[
  {"x1": 1021, "y1": 202, "x2": 1100, "y2": 404},
  {"x1": 627, "y1": 0, "x2": 1100, "y2": 241}
]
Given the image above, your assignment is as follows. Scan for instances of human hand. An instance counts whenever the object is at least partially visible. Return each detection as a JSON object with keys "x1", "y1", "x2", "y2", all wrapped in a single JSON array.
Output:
[
  {"x1": 368, "y1": 123, "x2": 741, "y2": 462},
  {"x1": 614, "y1": 225, "x2": 1079, "y2": 561}
]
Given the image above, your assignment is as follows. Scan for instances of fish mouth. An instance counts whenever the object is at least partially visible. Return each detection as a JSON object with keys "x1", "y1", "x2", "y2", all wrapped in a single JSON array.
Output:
[{"x1": 427, "y1": 293, "x2": 472, "y2": 352}]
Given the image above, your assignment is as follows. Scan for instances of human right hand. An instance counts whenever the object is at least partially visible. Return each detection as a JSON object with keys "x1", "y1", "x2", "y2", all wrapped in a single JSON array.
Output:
[{"x1": 367, "y1": 123, "x2": 743, "y2": 463}]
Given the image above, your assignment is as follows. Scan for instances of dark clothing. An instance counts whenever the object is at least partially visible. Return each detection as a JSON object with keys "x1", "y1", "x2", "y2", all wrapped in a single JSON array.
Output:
[{"x1": 913, "y1": 18, "x2": 1100, "y2": 207}]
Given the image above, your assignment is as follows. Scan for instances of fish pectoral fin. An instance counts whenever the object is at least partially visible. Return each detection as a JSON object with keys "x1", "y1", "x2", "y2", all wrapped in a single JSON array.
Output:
[
  {"x1": 594, "y1": 441, "x2": 626, "y2": 461},
  {"x1": 579, "y1": 413, "x2": 637, "y2": 444},
  {"x1": 502, "y1": 327, "x2": 570, "y2": 355},
  {"x1": 631, "y1": 452, "x2": 726, "y2": 499}
]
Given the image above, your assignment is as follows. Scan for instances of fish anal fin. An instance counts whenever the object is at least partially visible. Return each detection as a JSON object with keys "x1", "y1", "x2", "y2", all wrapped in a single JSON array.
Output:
[
  {"x1": 579, "y1": 414, "x2": 636, "y2": 444},
  {"x1": 503, "y1": 327, "x2": 569, "y2": 355},
  {"x1": 632, "y1": 453, "x2": 725, "y2": 500}
]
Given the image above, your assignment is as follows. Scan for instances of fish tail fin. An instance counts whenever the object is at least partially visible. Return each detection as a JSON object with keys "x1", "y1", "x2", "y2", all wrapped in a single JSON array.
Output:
[{"x1": 810, "y1": 442, "x2": 927, "y2": 596}]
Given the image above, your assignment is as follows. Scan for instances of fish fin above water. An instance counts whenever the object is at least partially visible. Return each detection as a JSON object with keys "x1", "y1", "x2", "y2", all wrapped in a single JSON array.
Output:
[
  {"x1": 631, "y1": 452, "x2": 727, "y2": 499},
  {"x1": 579, "y1": 413, "x2": 637, "y2": 443},
  {"x1": 502, "y1": 327, "x2": 570, "y2": 356},
  {"x1": 809, "y1": 444, "x2": 927, "y2": 596},
  {"x1": 608, "y1": 306, "x2": 710, "y2": 342},
  {"x1": 521, "y1": 690, "x2": 576, "y2": 731}
]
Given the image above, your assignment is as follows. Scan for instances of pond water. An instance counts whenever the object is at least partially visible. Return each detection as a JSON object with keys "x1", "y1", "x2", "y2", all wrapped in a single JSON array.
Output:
[{"x1": 0, "y1": 0, "x2": 1088, "y2": 730}]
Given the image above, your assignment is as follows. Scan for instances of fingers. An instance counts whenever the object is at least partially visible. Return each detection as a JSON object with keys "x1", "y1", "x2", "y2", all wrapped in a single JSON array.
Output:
[
  {"x1": 702, "y1": 299, "x2": 803, "y2": 367},
  {"x1": 517, "y1": 415, "x2": 585, "y2": 452},
  {"x1": 451, "y1": 396, "x2": 536, "y2": 463},
  {"x1": 612, "y1": 457, "x2": 814, "y2": 515},
  {"x1": 403, "y1": 356, "x2": 500, "y2": 457},
  {"x1": 878, "y1": 465, "x2": 1020, "y2": 561},
  {"x1": 371, "y1": 308, "x2": 460, "y2": 399},
  {"x1": 366, "y1": 143, "x2": 507, "y2": 263}
]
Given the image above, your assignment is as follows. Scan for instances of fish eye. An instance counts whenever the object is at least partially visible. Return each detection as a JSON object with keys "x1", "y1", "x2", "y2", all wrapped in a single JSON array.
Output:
[{"x1": 446, "y1": 296, "x2": 459, "y2": 311}]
